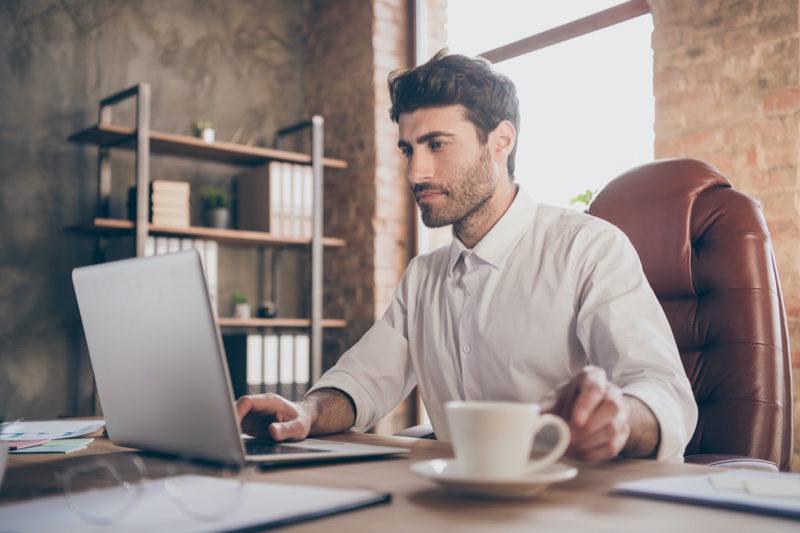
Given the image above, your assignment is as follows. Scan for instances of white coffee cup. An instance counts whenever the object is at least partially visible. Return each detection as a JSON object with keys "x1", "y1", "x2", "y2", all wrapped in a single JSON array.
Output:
[{"x1": 445, "y1": 400, "x2": 570, "y2": 480}]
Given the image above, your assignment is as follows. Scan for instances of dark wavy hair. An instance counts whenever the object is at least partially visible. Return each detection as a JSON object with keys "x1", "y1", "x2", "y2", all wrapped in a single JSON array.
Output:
[{"x1": 388, "y1": 49, "x2": 520, "y2": 178}]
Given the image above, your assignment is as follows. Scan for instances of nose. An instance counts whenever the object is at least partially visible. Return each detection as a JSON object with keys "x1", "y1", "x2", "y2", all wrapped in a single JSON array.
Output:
[{"x1": 406, "y1": 150, "x2": 433, "y2": 186}]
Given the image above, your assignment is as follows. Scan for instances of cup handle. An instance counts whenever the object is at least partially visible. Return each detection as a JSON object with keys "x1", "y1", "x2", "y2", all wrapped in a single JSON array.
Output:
[{"x1": 525, "y1": 414, "x2": 570, "y2": 474}]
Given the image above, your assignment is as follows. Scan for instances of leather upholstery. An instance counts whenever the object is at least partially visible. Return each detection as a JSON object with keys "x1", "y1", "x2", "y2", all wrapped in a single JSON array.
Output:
[{"x1": 588, "y1": 158, "x2": 794, "y2": 471}]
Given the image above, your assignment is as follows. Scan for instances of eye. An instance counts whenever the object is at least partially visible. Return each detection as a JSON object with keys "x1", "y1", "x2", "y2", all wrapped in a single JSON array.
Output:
[
  {"x1": 400, "y1": 147, "x2": 412, "y2": 158},
  {"x1": 429, "y1": 140, "x2": 445, "y2": 151}
]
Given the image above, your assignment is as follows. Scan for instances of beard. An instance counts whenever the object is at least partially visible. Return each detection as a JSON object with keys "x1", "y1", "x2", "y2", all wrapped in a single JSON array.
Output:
[{"x1": 413, "y1": 147, "x2": 497, "y2": 229}]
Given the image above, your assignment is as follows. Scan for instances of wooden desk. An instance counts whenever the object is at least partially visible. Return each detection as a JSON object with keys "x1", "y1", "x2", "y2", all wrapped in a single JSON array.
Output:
[{"x1": 2, "y1": 433, "x2": 796, "y2": 532}]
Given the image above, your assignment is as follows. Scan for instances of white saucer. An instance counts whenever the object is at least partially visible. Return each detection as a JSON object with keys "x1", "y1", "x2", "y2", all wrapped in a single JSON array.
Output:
[{"x1": 410, "y1": 459, "x2": 578, "y2": 499}]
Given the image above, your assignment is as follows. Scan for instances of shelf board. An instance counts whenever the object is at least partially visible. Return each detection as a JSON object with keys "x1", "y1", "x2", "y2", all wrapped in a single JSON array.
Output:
[
  {"x1": 68, "y1": 124, "x2": 348, "y2": 169},
  {"x1": 218, "y1": 317, "x2": 347, "y2": 328},
  {"x1": 65, "y1": 218, "x2": 346, "y2": 248}
]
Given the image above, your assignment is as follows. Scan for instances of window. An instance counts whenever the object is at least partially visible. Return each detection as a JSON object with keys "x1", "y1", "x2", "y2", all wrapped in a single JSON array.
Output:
[{"x1": 420, "y1": 1, "x2": 654, "y2": 251}]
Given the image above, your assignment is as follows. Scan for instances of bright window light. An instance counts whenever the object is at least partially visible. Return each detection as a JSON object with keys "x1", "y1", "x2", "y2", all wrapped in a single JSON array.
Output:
[{"x1": 444, "y1": 1, "x2": 654, "y2": 209}]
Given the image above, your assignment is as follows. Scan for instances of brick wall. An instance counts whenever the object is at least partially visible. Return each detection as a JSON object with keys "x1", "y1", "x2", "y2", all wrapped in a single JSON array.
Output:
[
  {"x1": 305, "y1": 0, "x2": 415, "y2": 433},
  {"x1": 650, "y1": 0, "x2": 800, "y2": 470}
]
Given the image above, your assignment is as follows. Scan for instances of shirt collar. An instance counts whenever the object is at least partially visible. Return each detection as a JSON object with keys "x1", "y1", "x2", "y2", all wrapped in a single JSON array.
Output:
[{"x1": 447, "y1": 187, "x2": 537, "y2": 275}]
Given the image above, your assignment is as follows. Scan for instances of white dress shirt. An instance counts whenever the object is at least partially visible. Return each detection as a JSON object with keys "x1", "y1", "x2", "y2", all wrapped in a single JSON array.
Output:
[{"x1": 310, "y1": 188, "x2": 698, "y2": 462}]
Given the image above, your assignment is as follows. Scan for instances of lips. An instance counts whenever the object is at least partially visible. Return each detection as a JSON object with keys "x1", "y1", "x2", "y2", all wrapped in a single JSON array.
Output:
[
  {"x1": 416, "y1": 190, "x2": 445, "y2": 203},
  {"x1": 413, "y1": 185, "x2": 448, "y2": 203}
]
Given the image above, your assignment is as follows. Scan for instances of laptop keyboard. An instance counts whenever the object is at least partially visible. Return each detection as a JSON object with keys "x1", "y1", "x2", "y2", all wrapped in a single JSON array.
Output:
[{"x1": 245, "y1": 440, "x2": 332, "y2": 455}]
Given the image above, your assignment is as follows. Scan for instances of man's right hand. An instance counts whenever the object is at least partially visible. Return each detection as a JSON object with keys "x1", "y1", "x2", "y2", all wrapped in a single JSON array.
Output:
[{"x1": 236, "y1": 393, "x2": 312, "y2": 441}]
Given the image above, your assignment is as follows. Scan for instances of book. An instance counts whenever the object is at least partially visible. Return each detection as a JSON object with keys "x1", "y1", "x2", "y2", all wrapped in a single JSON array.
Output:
[
  {"x1": 292, "y1": 164, "x2": 304, "y2": 237},
  {"x1": 236, "y1": 163, "x2": 272, "y2": 233},
  {"x1": 302, "y1": 165, "x2": 313, "y2": 238},
  {"x1": 279, "y1": 334, "x2": 294, "y2": 399},
  {"x1": 246, "y1": 335, "x2": 264, "y2": 395},
  {"x1": 151, "y1": 215, "x2": 189, "y2": 228},
  {"x1": 294, "y1": 333, "x2": 310, "y2": 398},
  {"x1": 151, "y1": 180, "x2": 190, "y2": 196},
  {"x1": 280, "y1": 162, "x2": 293, "y2": 238},
  {"x1": 270, "y1": 162, "x2": 282, "y2": 235},
  {"x1": 263, "y1": 334, "x2": 279, "y2": 394}
]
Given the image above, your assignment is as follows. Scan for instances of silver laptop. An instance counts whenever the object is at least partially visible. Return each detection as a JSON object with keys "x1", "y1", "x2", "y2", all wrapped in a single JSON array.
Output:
[{"x1": 72, "y1": 250, "x2": 409, "y2": 466}]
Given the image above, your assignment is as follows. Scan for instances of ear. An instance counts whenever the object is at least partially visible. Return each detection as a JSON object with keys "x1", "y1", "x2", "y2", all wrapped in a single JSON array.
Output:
[{"x1": 489, "y1": 120, "x2": 516, "y2": 162}]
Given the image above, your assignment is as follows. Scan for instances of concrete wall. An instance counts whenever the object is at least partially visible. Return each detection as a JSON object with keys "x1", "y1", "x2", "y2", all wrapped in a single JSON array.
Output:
[{"x1": 0, "y1": 0, "x2": 309, "y2": 419}]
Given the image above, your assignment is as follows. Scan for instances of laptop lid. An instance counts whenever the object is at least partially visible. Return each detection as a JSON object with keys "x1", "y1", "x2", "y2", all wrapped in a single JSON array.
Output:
[{"x1": 72, "y1": 250, "x2": 408, "y2": 466}]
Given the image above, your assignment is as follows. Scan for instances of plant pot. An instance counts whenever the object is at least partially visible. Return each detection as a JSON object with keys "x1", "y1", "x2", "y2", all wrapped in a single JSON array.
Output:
[
  {"x1": 234, "y1": 303, "x2": 251, "y2": 320},
  {"x1": 200, "y1": 128, "x2": 215, "y2": 143},
  {"x1": 204, "y1": 208, "x2": 229, "y2": 229}
]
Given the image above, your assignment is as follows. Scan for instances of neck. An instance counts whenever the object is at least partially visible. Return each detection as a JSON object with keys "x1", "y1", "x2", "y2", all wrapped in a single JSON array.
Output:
[{"x1": 454, "y1": 179, "x2": 517, "y2": 249}]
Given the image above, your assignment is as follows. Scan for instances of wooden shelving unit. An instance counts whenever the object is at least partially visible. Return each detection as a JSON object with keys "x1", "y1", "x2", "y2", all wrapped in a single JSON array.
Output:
[
  {"x1": 68, "y1": 123, "x2": 348, "y2": 169},
  {"x1": 218, "y1": 318, "x2": 347, "y2": 328},
  {"x1": 66, "y1": 218, "x2": 346, "y2": 248},
  {"x1": 68, "y1": 83, "x2": 347, "y2": 384}
]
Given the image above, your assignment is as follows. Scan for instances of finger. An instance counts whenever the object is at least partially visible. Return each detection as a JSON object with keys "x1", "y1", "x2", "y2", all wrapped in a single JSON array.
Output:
[
  {"x1": 569, "y1": 422, "x2": 630, "y2": 462},
  {"x1": 569, "y1": 368, "x2": 608, "y2": 427},
  {"x1": 578, "y1": 390, "x2": 624, "y2": 437},
  {"x1": 235, "y1": 396, "x2": 254, "y2": 423},
  {"x1": 269, "y1": 417, "x2": 308, "y2": 442},
  {"x1": 246, "y1": 393, "x2": 291, "y2": 415}
]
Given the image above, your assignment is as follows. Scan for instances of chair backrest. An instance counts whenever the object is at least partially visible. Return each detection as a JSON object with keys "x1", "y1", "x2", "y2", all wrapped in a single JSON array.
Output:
[{"x1": 588, "y1": 158, "x2": 794, "y2": 470}]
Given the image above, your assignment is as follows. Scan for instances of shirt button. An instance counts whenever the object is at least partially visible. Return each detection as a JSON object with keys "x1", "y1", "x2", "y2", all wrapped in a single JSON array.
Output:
[
  {"x1": 463, "y1": 345, "x2": 471, "y2": 353},
  {"x1": 467, "y1": 288, "x2": 475, "y2": 296}
]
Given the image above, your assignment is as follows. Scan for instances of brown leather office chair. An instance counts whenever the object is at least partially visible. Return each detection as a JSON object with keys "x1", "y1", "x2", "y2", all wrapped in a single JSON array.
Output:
[{"x1": 589, "y1": 158, "x2": 794, "y2": 471}]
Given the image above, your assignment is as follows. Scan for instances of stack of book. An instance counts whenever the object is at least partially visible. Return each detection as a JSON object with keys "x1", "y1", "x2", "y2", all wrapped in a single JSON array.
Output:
[
  {"x1": 127, "y1": 180, "x2": 191, "y2": 228},
  {"x1": 236, "y1": 162, "x2": 313, "y2": 238}
]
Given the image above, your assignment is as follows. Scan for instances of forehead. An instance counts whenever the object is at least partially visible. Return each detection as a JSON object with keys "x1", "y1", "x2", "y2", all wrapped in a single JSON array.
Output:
[{"x1": 398, "y1": 105, "x2": 474, "y2": 140}]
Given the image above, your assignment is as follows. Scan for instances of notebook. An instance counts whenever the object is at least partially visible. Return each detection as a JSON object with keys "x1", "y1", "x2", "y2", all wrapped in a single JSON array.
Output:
[{"x1": 72, "y1": 250, "x2": 409, "y2": 466}]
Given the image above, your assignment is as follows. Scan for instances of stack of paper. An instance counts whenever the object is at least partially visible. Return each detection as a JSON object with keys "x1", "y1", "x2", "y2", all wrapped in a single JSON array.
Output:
[{"x1": 0, "y1": 420, "x2": 104, "y2": 455}]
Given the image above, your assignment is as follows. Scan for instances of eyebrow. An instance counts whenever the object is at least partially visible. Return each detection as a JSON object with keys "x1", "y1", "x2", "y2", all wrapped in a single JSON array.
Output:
[{"x1": 397, "y1": 130, "x2": 456, "y2": 149}]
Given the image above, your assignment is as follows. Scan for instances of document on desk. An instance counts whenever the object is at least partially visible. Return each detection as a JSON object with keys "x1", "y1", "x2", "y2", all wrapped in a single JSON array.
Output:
[
  {"x1": 0, "y1": 419, "x2": 104, "y2": 441},
  {"x1": 0, "y1": 475, "x2": 391, "y2": 532},
  {"x1": 615, "y1": 470, "x2": 800, "y2": 520}
]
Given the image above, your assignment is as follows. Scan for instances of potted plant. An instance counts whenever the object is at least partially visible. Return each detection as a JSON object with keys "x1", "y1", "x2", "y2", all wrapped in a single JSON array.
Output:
[
  {"x1": 231, "y1": 291, "x2": 250, "y2": 319},
  {"x1": 202, "y1": 186, "x2": 230, "y2": 228},
  {"x1": 191, "y1": 120, "x2": 215, "y2": 143},
  {"x1": 569, "y1": 188, "x2": 598, "y2": 210}
]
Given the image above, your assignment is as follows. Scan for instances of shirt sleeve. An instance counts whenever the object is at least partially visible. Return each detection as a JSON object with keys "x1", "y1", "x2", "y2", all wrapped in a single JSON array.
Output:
[
  {"x1": 571, "y1": 221, "x2": 698, "y2": 462},
  {"x1": 308, "y1": 267, "x2": 417, "y2": 433}
]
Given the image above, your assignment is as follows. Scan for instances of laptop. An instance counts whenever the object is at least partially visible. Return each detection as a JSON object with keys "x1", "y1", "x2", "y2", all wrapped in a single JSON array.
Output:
[{"x1": 72, "y1": 249, "x2": 409, "y2": 466}]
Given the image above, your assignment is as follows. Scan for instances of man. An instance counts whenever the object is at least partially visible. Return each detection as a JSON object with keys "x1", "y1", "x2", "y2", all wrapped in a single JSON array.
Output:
[{"x1": 237, "y1": 50, "x2": 697, "y2": 462}]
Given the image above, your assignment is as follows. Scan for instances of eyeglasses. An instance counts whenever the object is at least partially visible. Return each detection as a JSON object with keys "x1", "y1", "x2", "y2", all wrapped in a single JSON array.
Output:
[{"x1": 58, "y1": 454, "x2": 255, "y2": 525}]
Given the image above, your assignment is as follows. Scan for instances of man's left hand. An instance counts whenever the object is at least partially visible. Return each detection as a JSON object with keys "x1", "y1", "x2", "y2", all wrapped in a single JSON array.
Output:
[{"x1": 540, "y1": 365, "x2": 636, "y2": 462}]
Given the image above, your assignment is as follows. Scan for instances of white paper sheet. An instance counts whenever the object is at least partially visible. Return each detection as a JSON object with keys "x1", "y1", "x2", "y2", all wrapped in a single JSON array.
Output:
[
  {"x1": 0, "y1": 420, "x2": 105, "y2": 441},
  {"x1": 615, "y1": 469, "x2": 800, "y2": 520},
  {"x1": 0, "y1": 475, "x2": 389, "y2": 532}
]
